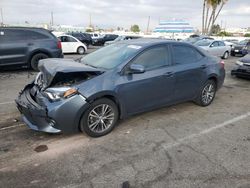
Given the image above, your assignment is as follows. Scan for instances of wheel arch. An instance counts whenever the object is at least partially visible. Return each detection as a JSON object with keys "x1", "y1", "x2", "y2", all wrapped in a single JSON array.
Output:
[
  {"x1": 28, "y1": 49, "x2": 52, "y2": 66},
  {"x1": 207, "y1": 74, "x2": 218, "y2": 89}
]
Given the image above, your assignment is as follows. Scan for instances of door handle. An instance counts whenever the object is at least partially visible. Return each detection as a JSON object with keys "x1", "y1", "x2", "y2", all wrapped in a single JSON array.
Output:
[
  {"x1": 27, "y1": 42, "x2": 34, "y2": 46},
  {"x1": 200, "y1": 64, "x2": 207, "y2": 69},
  {"x1": 163, "y1": 71, "x2": 174, "y2": 77}
]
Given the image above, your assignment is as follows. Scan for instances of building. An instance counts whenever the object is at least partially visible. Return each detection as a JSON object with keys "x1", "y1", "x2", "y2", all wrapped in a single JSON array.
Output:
[{"x1": 153, "y1": 19, "x2": 195, "y2": 39}]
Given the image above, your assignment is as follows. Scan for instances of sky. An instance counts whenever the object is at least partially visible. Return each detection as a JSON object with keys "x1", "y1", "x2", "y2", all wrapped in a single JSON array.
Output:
[{"x1": 1, "y1": 0, "x2": 250, "y2": 31}]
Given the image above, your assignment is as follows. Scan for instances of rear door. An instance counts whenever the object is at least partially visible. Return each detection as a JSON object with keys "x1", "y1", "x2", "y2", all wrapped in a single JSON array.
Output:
[
  {"x1": 117, "y1": 45, "x2": 175, "y2": 114},
  {"x1": 0, "y1": 28, "x2": 29, "y2": 66},
  {"x1": 171, "y1": 44, "x2": 208, "y2": 101},
  {"x1": 218, "y1": 41, "x2": 227, "y2": 56},
  {"x1": 209, "y1": 41, "x2": 220, "y2": 56}
]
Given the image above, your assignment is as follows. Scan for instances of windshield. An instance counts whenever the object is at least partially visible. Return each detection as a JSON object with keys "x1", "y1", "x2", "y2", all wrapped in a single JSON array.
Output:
[
  {"x1": 238, "y1": 40, "x2": 248, "y2": 45},
  {"x1": 80, "y1": 43, "x2": 141, "y2": 69},
  {"x1": 195, "y1": 40, "x2": 212, "y2": 46}
]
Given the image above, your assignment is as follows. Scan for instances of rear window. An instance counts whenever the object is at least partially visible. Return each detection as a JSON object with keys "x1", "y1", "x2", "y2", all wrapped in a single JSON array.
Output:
[{"x1": 172, "y1": 45, "x2": 204, "y2": 65}]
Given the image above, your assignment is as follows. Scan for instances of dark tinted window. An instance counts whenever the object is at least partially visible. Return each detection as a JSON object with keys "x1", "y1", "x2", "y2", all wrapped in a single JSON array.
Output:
[
  {"x1": 59, "y1": 36, "x2": 77, "y2": 42},
  {"x1": 1, "y1": 29, "x2": 48, "y2": 41},
  {"x1": 172, "y1": 45, "x2": 203, "y2": 65},
  {"x1": 132, "y1": 46, "x2": 169, "y2": 70}
]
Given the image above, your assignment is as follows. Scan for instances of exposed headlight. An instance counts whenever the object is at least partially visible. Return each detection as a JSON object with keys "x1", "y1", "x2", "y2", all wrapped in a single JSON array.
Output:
[
  {"x1": 44, "y1": 87, "x2": 78, "y2": 101},
  {"x1": 236, "y1": 61, "x2": 244, "y2": 66}
]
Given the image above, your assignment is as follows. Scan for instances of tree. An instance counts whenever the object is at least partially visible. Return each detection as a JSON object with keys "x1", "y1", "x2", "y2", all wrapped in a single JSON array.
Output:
[
  {"x1": 211, "y1": 24, "x2": 221, "y2": 35},
  {"x1": 244, "y1": 33, "x2": 250, "y2": 37},
  {"x1": 202, "y1": 0, "x2": 228, "y2": 35},
  {"x1": 130, "y1": 25, "x2": 140, "y2": 33}
]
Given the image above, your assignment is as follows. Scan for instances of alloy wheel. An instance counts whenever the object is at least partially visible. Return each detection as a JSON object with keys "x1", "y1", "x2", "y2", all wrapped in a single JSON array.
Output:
[
  {"x1": 201, "y1": 83, "x2": 215, "y2": 105},
  {"x1": 87, "y1": 104, "x2": 115, "y2": 133}
]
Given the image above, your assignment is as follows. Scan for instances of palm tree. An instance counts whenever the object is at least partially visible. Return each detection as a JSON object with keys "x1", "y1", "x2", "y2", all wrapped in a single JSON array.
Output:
[
  {"x1": 203, "y1": 0, "x2": 228, "y2": 35},
  {"x1": 202, "y1": 0, "x2": 206, "y2": 34}
]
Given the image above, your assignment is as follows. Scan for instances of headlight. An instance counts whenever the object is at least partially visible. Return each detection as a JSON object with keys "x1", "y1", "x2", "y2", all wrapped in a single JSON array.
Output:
[
  {"x1": 44, "y1": 87, "x2": 78, "y2": 101},
  {"x1": 236, "y1": 61, "x2": 244, "y2": 66},
  {"x1": 231, "y1": 46, "x2": 235, "y2": 49},
  {"x1": 243, "y1": 46, "x2": 248, "y2": 50}
]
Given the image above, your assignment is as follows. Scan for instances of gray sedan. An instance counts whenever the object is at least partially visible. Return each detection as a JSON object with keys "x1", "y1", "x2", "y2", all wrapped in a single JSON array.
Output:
[
  {"x1": 195, "y1": 40, "x2": 231, "y2": 59},
  {"x1": 16, "y1": 39, "x2": 225, "y2": 137}
]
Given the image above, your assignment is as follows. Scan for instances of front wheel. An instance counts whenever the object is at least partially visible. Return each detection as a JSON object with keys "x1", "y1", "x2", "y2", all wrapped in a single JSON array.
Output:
[
  {"x1": 80, "y1": 98, "x2": 119, "y2": 137},
  {"x1": 195, "y1": 80, "x2": 216, "y2": 107}
]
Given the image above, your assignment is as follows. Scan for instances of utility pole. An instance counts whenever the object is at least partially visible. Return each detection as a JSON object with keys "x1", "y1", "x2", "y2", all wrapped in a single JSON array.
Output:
[
  {"x1": 89, "y1": 13, "x2": 92, "y2": 28},
  {"x1": 1, "y1": 8, "x2": 3, "y2": 26},
  {"x1": 146, "y1": 16, "x2": 150, "y2": 34},
  {"x1": 51, "y1": 11, "x2": 54, "y2": 26}
]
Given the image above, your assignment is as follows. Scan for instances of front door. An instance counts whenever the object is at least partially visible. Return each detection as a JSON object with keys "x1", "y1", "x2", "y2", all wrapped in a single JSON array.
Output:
[{"x1": 117, "y1": 45, "x2": 175, "y2": 115}]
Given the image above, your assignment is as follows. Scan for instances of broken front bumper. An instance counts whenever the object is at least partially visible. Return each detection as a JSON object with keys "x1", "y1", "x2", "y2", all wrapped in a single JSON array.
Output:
[{"x1": 15, "y1": 83, "x2": 90, "y2": 133}]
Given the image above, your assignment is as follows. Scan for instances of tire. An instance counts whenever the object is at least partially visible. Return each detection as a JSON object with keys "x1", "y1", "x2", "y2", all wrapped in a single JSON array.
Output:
[
  {"x1": 195, "y1": 80, "x2": 217, "y2": 107},
  {"x1": 222, "y1": 51, "x2": 229, "y2": 59},
  {"x1": 77, "y1": 46, "x2": 85, "y2": 54},
  {"x1": 80, "y1": 98, "x2": 119, "y2": 137},
  {"x1": 30, "y1": 53, "x2": 49, "y2": 71}
]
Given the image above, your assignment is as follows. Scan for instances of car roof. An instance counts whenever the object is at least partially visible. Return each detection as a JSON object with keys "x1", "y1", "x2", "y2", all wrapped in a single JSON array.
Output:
[{"x1": 118, "y1": 38, "x2": 189, "y2": 47}]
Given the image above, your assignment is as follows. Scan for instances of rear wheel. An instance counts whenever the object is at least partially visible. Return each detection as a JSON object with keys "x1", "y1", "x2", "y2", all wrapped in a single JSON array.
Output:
[
  {"x1": 80, "y1": 98, "x2": 119, "y2": 137},
  {"x1": 77, "y1": 46, "x2": 85, "y2": 54},
  {"x1": 222, "y1": 51, "x2": 229, "y2": 59},
  {"x1": 195, "y1": 80, "x2": 216, "y2": 107},
  {"x1": 30, "y1": 53, "x2": 49, "y2": 71}
]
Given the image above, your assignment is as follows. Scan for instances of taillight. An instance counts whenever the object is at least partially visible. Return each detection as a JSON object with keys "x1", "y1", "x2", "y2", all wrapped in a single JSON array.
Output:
[
  {"x1": 220, "y1": 60, "x2": 225, "y2": 68},
  {"x1": 57, "y1": 41, "x2": 62, "y2": 49}
]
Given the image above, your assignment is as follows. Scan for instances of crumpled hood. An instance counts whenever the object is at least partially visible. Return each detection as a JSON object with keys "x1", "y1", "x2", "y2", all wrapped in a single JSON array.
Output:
[
  {"x1": 239, "y1": 54, "x2": 250, "y2": 64},
  {"x1": 38, "y1": 58, "x2": 103, "y2": 87}
]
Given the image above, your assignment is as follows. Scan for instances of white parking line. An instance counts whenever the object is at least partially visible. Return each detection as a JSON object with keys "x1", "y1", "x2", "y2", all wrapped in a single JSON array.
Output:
[
  {"x1": 0, "y1": 124, "x2": 24, "y2": 131},
  {"x1": 163, "y1": 112, "x2": 250, "y2": 150},
  {"x1": 0, "y1": 101, "x2": 14, "y2": 105}
]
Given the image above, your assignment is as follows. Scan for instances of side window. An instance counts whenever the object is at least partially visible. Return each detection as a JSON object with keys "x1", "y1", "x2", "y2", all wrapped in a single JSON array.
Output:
[
  {"x1": 219, "y1": 41, "x2": 225, "y2": 46},
  {"x1": 172, "y1": 45, "x2": 204, "y2": 65},
  {"x1": 211, "y1": 41, "x2": 219, "y2": 47},
  {"x1": 68, "y1": 36, "x2": 77, "y2": 42},
  {"x1": 59, "y1": 36, "x2": 68, "y2": 42},
  {"x1": 132, "y1": 46, "x2": 169, "y2": 70}
]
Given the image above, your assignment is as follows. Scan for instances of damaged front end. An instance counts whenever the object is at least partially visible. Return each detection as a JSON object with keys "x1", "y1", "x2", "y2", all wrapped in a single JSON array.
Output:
[{"x1": 15, "y1": 59, "x2": 103, "y2": 133}]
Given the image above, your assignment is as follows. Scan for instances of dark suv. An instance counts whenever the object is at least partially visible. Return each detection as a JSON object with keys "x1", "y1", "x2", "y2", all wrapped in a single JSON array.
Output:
[
  {"x1": 92, "y1": 34, "x2": 118, "y2": 45},
  {"x1": 0, "y1": 27, "x2": 63, "y2": 70},
  {"x1": 67, "y1": 32, "x2": 92, "y2": 47}
]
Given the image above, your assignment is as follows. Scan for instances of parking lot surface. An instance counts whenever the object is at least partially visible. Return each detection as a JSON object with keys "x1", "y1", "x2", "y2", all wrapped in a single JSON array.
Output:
[{"x1": 0, "y1": 51, "x2": 250, "y2": 188}]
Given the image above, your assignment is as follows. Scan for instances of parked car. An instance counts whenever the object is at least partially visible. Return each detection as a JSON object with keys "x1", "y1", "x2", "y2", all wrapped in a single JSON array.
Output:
[
  {"x1": 184, "y1": 35, "x2": 214, "y2": 44},
  {"x1": 231, "y1": 40, "x2": 250, "y2": 56},
  {"x1": 231, "y1": 54, "x2": 250, "y2": 79},
  {"x1": 195, "y1": 40, "x2": 231, "y2": 59},
  {"x1": 0, "y1": 27, "x2": 63, "y2": 71},
  {"x1": 58, "y1": 35, "x2": 87, "y2": 54},
  {"x1": 92, "y1": 34, "x2": 118, "y2": 45},
  {"x1": 66, "y1": 32, "x2": 92, "y2": 47},
  {"x1": 104, "y1": 35, "x2": 141, "y2": 46},
  {"x1": 16, "y1": 39, "x2": 225, "y2": 137}
]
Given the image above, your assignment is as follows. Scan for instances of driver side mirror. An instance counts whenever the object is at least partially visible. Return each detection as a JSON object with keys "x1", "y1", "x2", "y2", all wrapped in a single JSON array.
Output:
[
  {"x1": 210, "y1": 44, "x2": 214, "y2": 48},
  {"x1": 128, "y1": 64, "x2": 145, "y2": 74}
]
